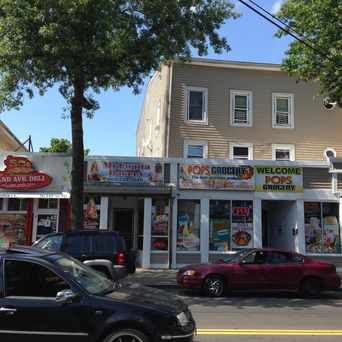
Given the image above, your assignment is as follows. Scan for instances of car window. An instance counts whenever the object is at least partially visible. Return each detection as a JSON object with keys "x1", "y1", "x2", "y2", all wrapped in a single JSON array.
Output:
[
  {"x1": 64, "y1": 235, "x2": 90, "y2": 254},
  {"x1": 93, "y1": 234, "x2": 117, "y2": 253},
  {"x1": 269, "y1": 252, "x2": 290, "y2": 264},
  {"x1": 243, "y1": 250, "x2": 267, "y2": 265},
  {"x1": 35, "y1": 235, "x2": 63, "y2": 252},
  {"x1": 4, "y1": 260, "x2": 70, "y2": 298},
  {"x1": 289, "y1": 254, "x2": 304, "y2": 264}
]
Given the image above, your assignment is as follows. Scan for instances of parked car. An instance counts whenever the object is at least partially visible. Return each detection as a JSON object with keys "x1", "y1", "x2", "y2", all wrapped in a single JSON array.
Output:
[
  {"x1": 33, "y1": 230, "x2": 136, "y2": 280},
  {"x1": 0, "y1": 246, "x2": 195, "y2": 342},
  {"x1": 177, "y1": 248, "x2": 341, "y2": 297}
]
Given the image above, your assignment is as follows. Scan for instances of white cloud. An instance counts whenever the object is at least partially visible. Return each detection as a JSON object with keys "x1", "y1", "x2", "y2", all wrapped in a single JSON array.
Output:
[{"x1": 271, "y1": 0, "x2": 284, "y2": 14}]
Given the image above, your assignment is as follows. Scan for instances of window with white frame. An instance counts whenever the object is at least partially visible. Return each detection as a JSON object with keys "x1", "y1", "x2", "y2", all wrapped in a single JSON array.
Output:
[
  {"x1": 184, "y1": 140, "x2": 208, "y2": 159},
  {"x1": 230, "y1": 90, "x2": 252, "y2": 127},
  {"x1": 230, "y1": 143, "x2": 253, "y2": 160},
  {"x1": 272, "y1": 144, "x2": 295, "y2": 161},
  {"x1": 186, "y1": 87, "x2": 208, "y2": 123},
  {"x1": 272, "y1": 93, "x2": 294, "y2": 128}
]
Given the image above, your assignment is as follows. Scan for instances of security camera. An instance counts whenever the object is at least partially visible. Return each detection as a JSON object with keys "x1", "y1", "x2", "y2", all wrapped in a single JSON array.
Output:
[
  {"x1": 324, "y1": 148, "x2": 336, "y2": 161},
  {"x1": 323, "y1": 97, "x2": 337, "y2": 110}
]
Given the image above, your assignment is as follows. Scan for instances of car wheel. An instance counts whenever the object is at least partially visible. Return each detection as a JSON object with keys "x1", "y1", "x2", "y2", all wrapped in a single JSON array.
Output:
[
  {"x1": 203, "y1": 275, "x2": 226, "y2": 297},
  {"x1": 301, "y1": 277, "x2": 321, "y2": 297},
  {"x1": 103, "y1": 329, "x2": 149, "y2": 342}
]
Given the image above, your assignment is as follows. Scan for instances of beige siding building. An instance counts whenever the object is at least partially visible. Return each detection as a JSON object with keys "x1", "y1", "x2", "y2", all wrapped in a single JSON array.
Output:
[{"x1": 137, "y1": 58, "x2": 342, "y2": 162}]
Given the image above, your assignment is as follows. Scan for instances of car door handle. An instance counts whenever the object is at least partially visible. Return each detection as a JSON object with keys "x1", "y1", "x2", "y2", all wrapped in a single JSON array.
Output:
[{"x1": 0, "y1": 307, "x2": 17, "y2": 315}]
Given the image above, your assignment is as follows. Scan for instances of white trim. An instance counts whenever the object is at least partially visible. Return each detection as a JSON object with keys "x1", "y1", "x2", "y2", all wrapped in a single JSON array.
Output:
[
  {"x1": 200, "y1": 198, "x2": 209, "y2": 263},
  {"x1": 142, "y1": 197, "x2": 152, "y2": 268},
  {"x1": 99, "y1": 197, "x2": 109, "y2": 230},
  {"x1": 183, "y1": 139, "x2": 208, "y2": 159},
  {"x1": 0, "y1": 192, "x2": 70, "y2": 199},
  {"x1": 272, "y1": 144, "x2": 296, "y2": 161},
  {"x1": 230, "y1": 90, "x2": 253, "y2": 127},
  {"x1": 185, "y1": 86, "x2": 208, "y2": 124},
  {"x1": 229, "y1": 143, "x2": 253, "y2": 160},
  {"x1": 272, "y1": 93, "x2": 294, "y2": 129}
]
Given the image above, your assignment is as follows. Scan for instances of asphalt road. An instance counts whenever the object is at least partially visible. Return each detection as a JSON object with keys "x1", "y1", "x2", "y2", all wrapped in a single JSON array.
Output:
[{"x1": 170, "y1": 289, "x2": 342, "y2": 341}]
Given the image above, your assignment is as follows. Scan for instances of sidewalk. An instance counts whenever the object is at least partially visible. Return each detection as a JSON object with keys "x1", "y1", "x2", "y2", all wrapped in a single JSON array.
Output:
[{"x1": 126, "y1": 268, "x2": 178, "y2": 288}]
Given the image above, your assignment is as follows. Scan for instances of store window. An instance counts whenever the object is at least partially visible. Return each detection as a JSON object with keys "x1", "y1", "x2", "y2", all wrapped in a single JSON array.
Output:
[
  {"x1": 177, "y1": 200, "x2": 201, "y2": 251},
  {"x1": 0, "y1": 213, "x2": 26, "y2": 247},
  {"x1": 8, "y1": 198, "x2": 27, "y2": 211},
  {"x1": 305, "y1": 202, "x2": 341, "y2": 254},
  {"x1": 39, "y1": 198, "x2": 58, "y2": 209},
  {"x1": 151, "y1": 199, "x2": 169, "y2": 252},
  {"x1": 231, "y1": 201, "x2": 254, "y2": 248},
  {"x1": 209, "y1": 201, "x2": 230, "y2": 251}
]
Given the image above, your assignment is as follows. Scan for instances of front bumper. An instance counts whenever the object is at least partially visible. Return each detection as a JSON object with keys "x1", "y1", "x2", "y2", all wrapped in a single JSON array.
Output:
[
  {"x1": 177, "y1": 272, "x2": 202, "y2": 289},
  {"x1": 323, "y1": 273, "x2": 341, "y2": 290}
]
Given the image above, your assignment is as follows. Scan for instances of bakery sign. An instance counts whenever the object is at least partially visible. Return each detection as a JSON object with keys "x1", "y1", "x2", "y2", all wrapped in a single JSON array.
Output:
[
  {"x1": 0, "y1": 155, "x2": 52, "y2": 190},
  {"x1": 179, "y1": 164, "x2": 255, "y2": 190},
  {"x1": 255, "y1": 166, "x2": 303, "y2": 192}
]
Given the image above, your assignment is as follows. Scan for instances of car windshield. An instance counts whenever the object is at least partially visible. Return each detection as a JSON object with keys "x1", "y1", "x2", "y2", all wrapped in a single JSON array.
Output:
[
  {"x1": 53, "y1": 255, "x2": 114, "y2": 295},
  {"x1": 220, "y1": 249, "x2": 254, "y2": 263}
]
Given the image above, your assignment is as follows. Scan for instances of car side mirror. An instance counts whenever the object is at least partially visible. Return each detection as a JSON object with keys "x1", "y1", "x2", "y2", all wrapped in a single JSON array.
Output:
[{"x1": 56, "y1": 289, "x2": 78, "y2": 304}]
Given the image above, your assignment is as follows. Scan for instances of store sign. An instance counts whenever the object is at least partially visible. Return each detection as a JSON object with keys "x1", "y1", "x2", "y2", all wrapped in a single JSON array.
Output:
[
  {"x1": 255, "y1": 166, "x2": 303, "y2": 192},
  {"x1": 179, "y1": 164, "x2": 255, "y2": 190},
  {"x1": 0, "y1": 156, "x2": 52, "y2": 190},
  {"x1": 87, "y1": 159, "x2": 164, "y2": 186}
]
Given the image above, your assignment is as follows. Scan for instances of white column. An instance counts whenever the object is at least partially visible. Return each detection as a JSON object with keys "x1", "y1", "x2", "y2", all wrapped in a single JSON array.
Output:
[
  {"x1": 253, "y1": 198, "x2": 262, "y2": 248},
  {"x1": 99, "y1": 197, "x2": 109, "y2": 230},
  {"x1": 142, "y1": 197, "x2": 152, "y2": 269},
  {"x1": 171, "y1": 197, "x2": 178, "y2": 269},
  {"x1": 32, "y1": 198, "x2": 39, "y2": 241},
  {"x1": 296, "y1": 200, "x2": 305, "y2": 254},
  {"x1": 200, "y1": 198, "x2": 209, "y2": 263}
]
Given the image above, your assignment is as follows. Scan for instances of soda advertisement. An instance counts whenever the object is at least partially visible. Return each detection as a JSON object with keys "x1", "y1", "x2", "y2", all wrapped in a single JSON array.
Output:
[
  {"x1": 231, "y1": 201, "x2": 253, "y2": 249},
  {"x1": 179, "y1": 164, "x2": 255, "y2": 190},
  {"x1": 87, "y1": 159, "x2": 164, "y2": 186}
]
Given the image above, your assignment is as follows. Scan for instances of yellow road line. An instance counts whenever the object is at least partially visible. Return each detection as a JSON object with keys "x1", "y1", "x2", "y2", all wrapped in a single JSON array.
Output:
[{"x1": 197, "y1": 329, "x2": 342, "y2": 336}]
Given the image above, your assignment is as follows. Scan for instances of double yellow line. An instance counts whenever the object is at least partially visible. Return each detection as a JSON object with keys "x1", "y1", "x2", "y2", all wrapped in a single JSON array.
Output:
[{"x1": 197, "y1": 329, "x2": 342, "y2": 336}]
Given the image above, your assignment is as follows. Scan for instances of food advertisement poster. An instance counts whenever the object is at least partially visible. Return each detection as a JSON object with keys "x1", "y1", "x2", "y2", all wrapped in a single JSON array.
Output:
[
  {"x1": 0, "y1": 214, "x2": 26, "y2": 248},
  {"x1": 255, "y1": 166, "x2": 303, "y2": 192},
  {"x1": 37, "y1": 214, "x2": 57, "y2": 239},
  {"x1": 231, "y1": 201, "x2": 253, "y2": 248},
  {"x1": 151, "y1": 201, "x2": 169, "y2": 236},
  {"x1": 84, "y1": 197, "x2": 100, "y2": 230},
  {"x1": 87, "y1": 159, "x2": 164, "y2": 186},
  {"x1": 304, "y1": 202, "x2": 322, "y2": 253},
  {"x1": 179, "y1": 164, "x2": 255, "y2": 190},
  {"x1": 210, "y1": 218, "x2": 230, "y2": 251}
]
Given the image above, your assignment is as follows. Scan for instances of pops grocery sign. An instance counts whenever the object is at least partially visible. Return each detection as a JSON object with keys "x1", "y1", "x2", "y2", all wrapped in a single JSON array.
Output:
[{"x1": 0, "y1": 155, "x2": 52, "y2": 190}]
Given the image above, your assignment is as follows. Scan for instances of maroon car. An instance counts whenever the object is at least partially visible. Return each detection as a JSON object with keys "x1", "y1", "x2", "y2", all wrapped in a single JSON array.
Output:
[{"x1": 177, "y1": 249, "x2": 341, "y2": 297}]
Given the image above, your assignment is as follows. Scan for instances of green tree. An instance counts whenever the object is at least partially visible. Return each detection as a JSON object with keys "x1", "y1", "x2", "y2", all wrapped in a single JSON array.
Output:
[
  {"x1": 276, "y1": 0, "x2": 342, "y2": 105},
  {"x1": 0, "y1": 0, "x2": 239, "y2": 229},
  {"x1": 40, "y1": 138, "x2": 89, "y2": 155}
]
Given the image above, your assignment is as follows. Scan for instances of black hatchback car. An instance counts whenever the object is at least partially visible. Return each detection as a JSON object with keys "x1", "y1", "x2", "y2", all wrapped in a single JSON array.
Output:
[{"x1": 0, "y1": 246, "x2": 195, "y2": 342}]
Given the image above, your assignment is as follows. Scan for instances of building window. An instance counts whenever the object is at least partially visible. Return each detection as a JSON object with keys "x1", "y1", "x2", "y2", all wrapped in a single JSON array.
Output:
[
  {"x1": 229, "y1": 143, "x2": 253, "y2": 160},
  {"x1": 7, "y1": 199, "x2": 27, "y2": 212},
  {"x1": 186, "y1": 87, "x2": 208, "y2": 123},
  {"x1": 272, "y1": 144, "x2": 295, "y2": 161},
  {"x1": 272, "y1": 93, "x2": 294, "y2": 129},
  {"x1": 0, "y1": 198, "x2": 3, "y2": 211},
  {"x1": 184, "y1": 140, "x2": 208, "y2": 159},
  {"x1": 177, "y1": 200, "x2": 201, "y2": 251},
  {"x1": 230, "y1": 90, "x2": 252, "y2": 127},
  {"x1": 304, "y1": 202, "x2": 341, "y2": 254},
  {"x1": 38, "y1": 198, "x2": 58, "y2": 209}
]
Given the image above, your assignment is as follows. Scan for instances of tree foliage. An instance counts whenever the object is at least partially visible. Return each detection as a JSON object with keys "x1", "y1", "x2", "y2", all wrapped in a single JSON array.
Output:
[
  {"x1": 40, "y1": 138, "x2": 89, "y2": 155},
  {"x1": 276, "y1": 0, "x2": 342, "y2": 105}
]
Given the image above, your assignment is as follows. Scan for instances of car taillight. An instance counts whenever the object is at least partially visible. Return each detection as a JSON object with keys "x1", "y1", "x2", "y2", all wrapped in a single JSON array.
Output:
[{"x1": 116, "y1": 252, "x2": 125, "y2": 266}]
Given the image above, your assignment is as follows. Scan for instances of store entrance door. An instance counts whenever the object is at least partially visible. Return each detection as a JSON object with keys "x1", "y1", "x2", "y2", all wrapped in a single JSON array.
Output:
[
  {"x1": 113, "y1": 209, "x2": 134, "y2": 250},
  {"x1": 262, "y1": 200, "x2": 297, "y2": 251}
]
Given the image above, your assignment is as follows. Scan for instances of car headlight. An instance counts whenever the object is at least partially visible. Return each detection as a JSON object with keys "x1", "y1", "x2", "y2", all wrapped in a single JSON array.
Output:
[
  {"x1": 183, "y1": 270, "x2": 197, "y2": 276},
  {"x1": 176, "y1": 312, "x2": 190, "y2": 327}
]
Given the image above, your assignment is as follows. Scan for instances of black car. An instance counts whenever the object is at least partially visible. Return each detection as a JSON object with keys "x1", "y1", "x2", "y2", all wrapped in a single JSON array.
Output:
[
  {"x1": 0, "y1": 246, "x2": 195, "y2": 342},
  {"x1": 33, "y1": 231, "x2": 136, "y2": 279}
]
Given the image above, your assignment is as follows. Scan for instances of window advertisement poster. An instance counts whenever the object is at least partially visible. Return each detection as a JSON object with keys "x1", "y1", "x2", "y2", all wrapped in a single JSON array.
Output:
[
  {"x1": 255, "y1": 166, "x2": 303, "y2": 192},
  {"x1": 0, "y1": 214, "x2": 26, "y2": 247},
  {"x1": 322, "y1": 203, "x2": 340, "y2": 254},
  {"x1": 177, "y1": 200, "x2": 201, "y2": 251},
  {"x1": 151, "y1": 199, "x2": 169, "y2": 251},
  {"x1": 87, "y1": 159, "x2": 164, "y2": 186},
  {"x1": 179, "y1": 164, "x2": 255, "y2": 190},
  {"x1": 36, "y1": 214, "x2": 58, "y2": 239},
  {"x1": 84, "y1": 196, "x2": 100, "y2": 230},
  {"x1": 209, "y1": 201, "x2": 230, "y2": 251},
  {"x1": 304, "y1": 202, "x2": 322, "y2": 253},
  {"x1": 231, "y1": 201, "x2": 253, "y2": 248}
]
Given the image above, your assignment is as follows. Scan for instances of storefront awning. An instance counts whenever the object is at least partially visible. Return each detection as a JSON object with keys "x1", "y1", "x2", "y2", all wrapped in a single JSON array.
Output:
[{"x1": 0, "y1": 191, "x2": 70, "y2": 199}]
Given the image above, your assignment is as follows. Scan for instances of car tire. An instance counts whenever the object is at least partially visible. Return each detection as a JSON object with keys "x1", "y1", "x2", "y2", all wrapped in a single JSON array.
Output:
[
  {"x1": 203, "y1": 275, "x2": 226, "y2": 297},
  {"x1": 103, "y1": 329, "x2": 149, "y2": 342},
  {"x1": 301, "y1": 277, "x2": 321, "y2": 297}
]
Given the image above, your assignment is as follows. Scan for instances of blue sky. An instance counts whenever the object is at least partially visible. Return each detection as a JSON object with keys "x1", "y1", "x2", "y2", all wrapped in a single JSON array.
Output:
[{"x1": 1, "y1": 0, "x2": 290, "y2": 156}]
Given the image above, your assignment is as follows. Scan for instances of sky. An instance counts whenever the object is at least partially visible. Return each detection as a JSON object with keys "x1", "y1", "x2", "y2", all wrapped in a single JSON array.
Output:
[{"x1": 1, "y1": 0, "x2": 290, "y2": 156}]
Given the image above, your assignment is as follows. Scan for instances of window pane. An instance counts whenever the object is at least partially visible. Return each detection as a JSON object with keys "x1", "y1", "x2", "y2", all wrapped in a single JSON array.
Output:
[
  {"x1": 322, "y1": 203, "x2": 340, "y2": 253},
  {"x1": 233, "y1": 146, "x2": 249, "y2": 159},
  {"x1": 0, "y1": 198, "x2": 3, "y2": 211},
  {"x1": 187, "y1": 145, "x2": 204, "y2": 158},
  {"x1": 276, "y1": 112, "x2": 289, "y2": 125},
  {"x1": 188, "y1": 91, "x2": 203, "y2": 121},
  {"x1": 234, "y1": 109, "x2": 248, "y2": 124},
  {"x1": 64, "y1": 235, "x2": 85, "y2": 254},
  {"x1": 235, "y1": 95, "x2": 247, "y2": 109},
  {"x1": 269, "y1": 251, "x2": 289, "y2": 264},
  {"x1": 209, "y1": 200, "x2": 230, "y2": 251},
  {"x1": 35, "y1": 235, "x2": 63, "y2": 252},
  {"x1": 38, "y1": 199, "x2": 49, "y2": 209},
  {"x1": 7, "y1": 199, "x2": 21, "y2": 211},
  {"x1": 5, "y1": 260, "x2": 69, "y2": 297},
  {"x1": 93, "y1": 235, "x2": 117, "y2": 253},
  {"x1": 275, "y1": 149, "x2": 291, "y2": 161},
  {"x1": 276, "y1": 98, "x2": 289, "y2": 112},
  {"x1": 304, "y1": 202, "x2": 322, "y2": 253},
  {"x1": 48, "y1": 199, "x2": 58, "y2": 209},
  {"x1": 177, "y1": 200, "x2": 201, "y2": 251},
  {"x1": 0, "y1": 213, "x2": 26, "y2": 247},
  {"x1": 243, "y1": 250, "x2": 266, "y2": 264}
]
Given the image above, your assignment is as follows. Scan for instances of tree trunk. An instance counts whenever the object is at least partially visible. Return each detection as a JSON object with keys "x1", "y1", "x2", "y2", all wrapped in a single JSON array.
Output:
[{"x1": 70, "y1": 80, "x2": 85, "y2": 230}]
